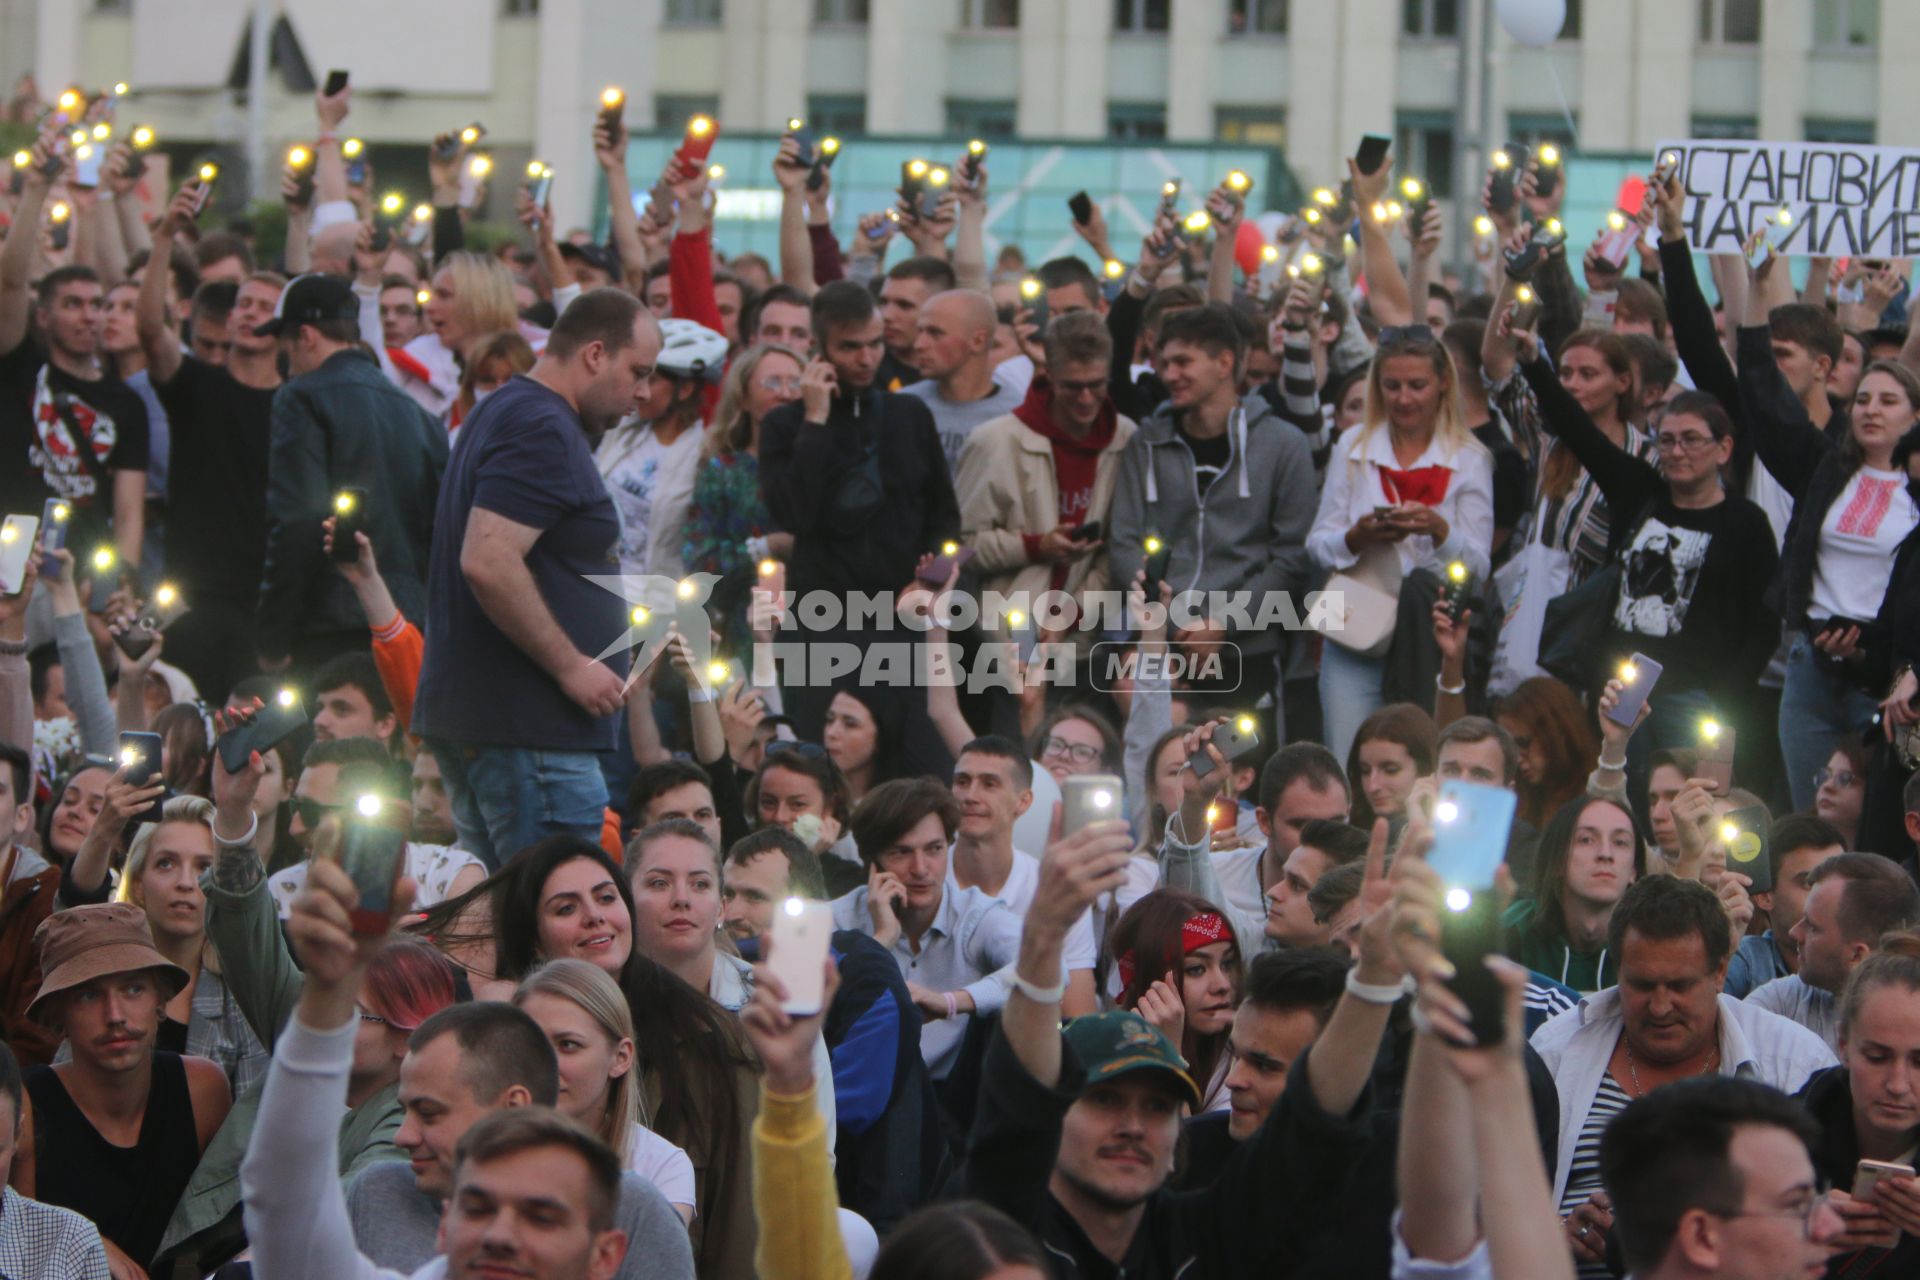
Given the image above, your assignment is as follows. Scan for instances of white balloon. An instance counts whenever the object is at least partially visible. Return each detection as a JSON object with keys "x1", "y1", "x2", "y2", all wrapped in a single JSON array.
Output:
[{"x1": 1495, "y1": 0, "x2": 1567, "y2": 47}]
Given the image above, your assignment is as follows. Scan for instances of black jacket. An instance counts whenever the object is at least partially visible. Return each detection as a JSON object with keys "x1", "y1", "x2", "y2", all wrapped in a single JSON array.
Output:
[
  {"x1": 952, "y1": 1028, "x2": 1371, "y2": 1280},
  {"x1": 758, "y1": 387, "x2": 959, "y2": 601},
  {"x1": 254, "y1": 348, "x2": 447, "y2": 657},
  {"x1": 1796, "y1": 1065, "x2": 1920, "y2": 1279}
]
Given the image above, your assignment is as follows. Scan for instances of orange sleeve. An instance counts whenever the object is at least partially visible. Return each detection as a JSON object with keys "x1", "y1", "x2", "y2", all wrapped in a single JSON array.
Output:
[
  {"x1": 370, "y1": 612, "x2": 424, "y2": 733},
  {"x1": 601, "y1": 807, "x2": 624, "y2": 865}
]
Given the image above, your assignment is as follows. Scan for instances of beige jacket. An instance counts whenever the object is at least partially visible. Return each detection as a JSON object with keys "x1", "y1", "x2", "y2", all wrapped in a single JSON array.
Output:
[{"x1": 954, "y1": 409, "x2": 1137, "y2": 609}]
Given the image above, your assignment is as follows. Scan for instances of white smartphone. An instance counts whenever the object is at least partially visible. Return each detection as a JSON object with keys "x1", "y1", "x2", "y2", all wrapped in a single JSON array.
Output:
[
  {"x1": 1853, "y1": 1158, "x2": 1915, "y2": 1200},
  {"x1": 1062, "y1": 774, "x2": 1124, "y2": 835},
  {"x1": 0, "y1": 515, "x2": 40, "y2": 595},
  {"x1": 769, "y1": 897, "x2": 834, "y2": 1016}
]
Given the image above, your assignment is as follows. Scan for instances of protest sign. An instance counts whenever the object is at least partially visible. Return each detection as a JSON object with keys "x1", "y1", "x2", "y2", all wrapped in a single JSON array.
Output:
[{"x1": 1655, "y1": 138, "x2": 1920, "y2": 257}]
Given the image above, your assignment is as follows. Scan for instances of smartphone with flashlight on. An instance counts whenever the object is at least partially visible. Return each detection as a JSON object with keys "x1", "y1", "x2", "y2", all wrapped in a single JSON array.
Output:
[
  {"x1": 1718, "y1": 805, "x2": 1772, "y2": 893},
  {"x1": 917, "y1": 541, "x2": 974, "y2": 587},
  {"x1": 768, "y1": 897, "x2": 834, "y2": 1015},
  {"x1": 217, "y1": 688, "x2": 309, "y2": 774},
  {"x1": 1487, "y1": 143, "x2": 1532, "y2": 215},
  {"x1": 1142, "y1": 535, "x2": 1172, "y2": 603},
  {"x1": 1440, "y1": 561, "x2": 1477, "y2": 624},
  {"x1": 118, "y1": 731, "x2": 163, "y2": 790},
  {"x1": 1191, "y1": 714, "x2": 1260, "y2": 780},
  {"x1": 337, "y1": 792, "x2": 409, "y2": 935},
  {"x1": 1697, "y1": 718, "x2": 1737, "y2": 794},
  {"x1": 1605, "y1": 653, "x2": 1663, "y2": 729},
  {"x1": 0, "y1": 515, "x2": 38, "y2": 596},
  {"x1": 331, "y1": 487, "x2": 367, "y2": 564},
  {"x1": 1427, "y1": 780, "x2": 1518, "y2": 1046},
  {"x1": 113, "y1": 583, "x2": 189, "y2": 660},
  {"x1": 38, "y1": 499, "x2": 69, "y2": 554},
  {"x1": 1061, "y1": 774, "x2": 1124, "y2": 836}
]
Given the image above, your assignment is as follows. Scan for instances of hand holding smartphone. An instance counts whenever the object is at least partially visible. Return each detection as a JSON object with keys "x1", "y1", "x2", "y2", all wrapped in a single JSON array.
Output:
[
  {"x1": 768, "y1": 898, "x2": 834, "y2": 1015},
  {"x1": 1061, "y1": 775, "x2": 1124, "y2": 835},
  {"x1": 337, "y1": 793, "x2": 410, "y2": 935},
  {"x1": 0, "y1": 515, "x2": 39, "y2": 595},
  {"x1": 1696, "y1": 718, "x2": 1737, "y2": 794},
  {"x1": 1428, "y1": 780, "x2": 1518, "y2": 1046},
  {"x1": 1604, "y1": 654, "x2": 1663, "y2": 729},
  {"x1": 1190, "y1": 715, "x2": 1260, "y2": 780}
]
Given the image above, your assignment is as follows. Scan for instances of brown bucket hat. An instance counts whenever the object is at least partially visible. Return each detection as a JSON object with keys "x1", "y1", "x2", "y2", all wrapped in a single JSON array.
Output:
[{"x1": 27, "y1": 903, "x2": 190, "y2": 1022}]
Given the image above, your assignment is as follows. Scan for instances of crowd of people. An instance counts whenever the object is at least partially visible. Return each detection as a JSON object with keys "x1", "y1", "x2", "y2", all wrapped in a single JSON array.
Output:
[{"x1": 0, "y1": 66, "x2": 1918, "y2": 1280}]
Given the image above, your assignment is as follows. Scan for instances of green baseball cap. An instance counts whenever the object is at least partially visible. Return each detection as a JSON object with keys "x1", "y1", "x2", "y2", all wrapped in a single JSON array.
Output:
[{"x1": 1064, "y1": 1010, "x2": 1201, "y2": 1109}]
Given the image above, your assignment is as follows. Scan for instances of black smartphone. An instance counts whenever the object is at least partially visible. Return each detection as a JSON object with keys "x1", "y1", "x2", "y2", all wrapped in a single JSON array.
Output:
[
  {"x1": 919, "y1": 166, "x2": 950, "y2": 220},
  {"x1": 1018, "y1": 276, "x2": 1049, "y2": 336},
  {"x1": 1720, "y1": 805, "x2": 1773, "y2": 893},
  {"x1": 1355, "y1": 134, "x2": 1392, "y2": 177},
  {"x1": 785, "y1": 119, "x2": 818, "y2": 169},
  {"x1": 1488, "y1": 143, "x2": 1532, "y2": 215},
  {"x1": 808, "y1": 135, "x2": 840, "y2": 192},
  {"x1": 1440, "y1": 561, "x2": 1479, "y2": 624},
  {"x1": 432, "y1": 122, "x2": 485, "y2": 163},
  {"x1": 960, "y1": 139, "x2": 987, "y2": 185},
  {"x1": 1068, "y1": 191, "x2": 1094, "y2": 226},
  {"x1": 324, "y1": 69, "x2": 349, "y2": 96},
  {"x1": 339, "y1": 793, "x2": 409, "y2": 935},
  {"x1": 1817, "y1": 616, "x2": 1872, "y2": 641},
  {"x1": 899, "y1": 159, "x2": 927, "y2": 209},
  {"x1": 217, "y1": 689, "x2": 309, "y2": 774},
  {"x1": 113, "y1": 584, "x2": 189, "y2": 660},
  {"x1": 1191, "y1": 714, "x2": 1260, "y2": 780},
  {"x1": 1532, "y1": 143, "x2": 1563, "y2": 199},
  {"x1": 1071, "y1": 521, "x2": 1102, "y2": 543},
  {"x1": 331, "y1": 487, "x2": 367, "y2": 563},
  {"x1": 118, "y1": 731, "x2": 163, "y2": 790},
  {"x1": 1143, "y1": 536, "x2": 1172, "y2": 603},
  {"x1": 598, "y1": 88, "x2": 625, "y2": 138},
  {"x1": 1605, "y1": 653, "x2": 1663, "y2": 729}
]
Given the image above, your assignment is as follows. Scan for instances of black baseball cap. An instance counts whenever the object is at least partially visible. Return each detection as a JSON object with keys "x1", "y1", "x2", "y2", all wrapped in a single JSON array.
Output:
[
  {"x1": 557, "y1": 241, "x2": 618, "y2": 277},
  {"x1": 254, "y1": 273, "x2": 360, "y2": 337}
]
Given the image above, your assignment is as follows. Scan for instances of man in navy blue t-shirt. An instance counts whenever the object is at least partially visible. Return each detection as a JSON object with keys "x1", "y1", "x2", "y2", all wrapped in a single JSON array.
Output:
[{"x1": 415, "y1": 289, "x2": 662, "y2": 868}]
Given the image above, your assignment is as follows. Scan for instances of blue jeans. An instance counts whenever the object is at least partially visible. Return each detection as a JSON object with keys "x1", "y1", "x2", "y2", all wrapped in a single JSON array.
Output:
[
  {"x1": 1779, "y1": 634, "x2": 1880, "y2": 812},
  {"x1": 1318, "y1": 642, "x2": 1386, "y2": 764},
  {"x1": 426, "y1": 738, "x2": 608, "y2": 872}
]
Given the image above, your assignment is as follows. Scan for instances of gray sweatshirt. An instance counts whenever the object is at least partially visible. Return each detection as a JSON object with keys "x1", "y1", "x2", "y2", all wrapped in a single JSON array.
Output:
[
  {"x1": 243, "y1": 1015, "x2": 694, "y2": 1280},
  {"x1": 1107, "y1": 395, "x2": 1318, "y2": 656}
]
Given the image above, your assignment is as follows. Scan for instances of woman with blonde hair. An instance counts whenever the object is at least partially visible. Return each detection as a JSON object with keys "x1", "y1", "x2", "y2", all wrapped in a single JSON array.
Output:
[
  {"x1": 1307, "y1": 326, "x2": 1495, "y2": 758},
  {"x1": 683, "y1": 343, "x2": 803, "y2": 651},
  {"x1": 513, "y1": 958, "x2": 698, "y2": 1224},
  {"x1": 449, "y1": 329, "x2": 535, "y2": 431},
  {"x1": 390, "y1": 251, "x2": 529, "y2": 421}
]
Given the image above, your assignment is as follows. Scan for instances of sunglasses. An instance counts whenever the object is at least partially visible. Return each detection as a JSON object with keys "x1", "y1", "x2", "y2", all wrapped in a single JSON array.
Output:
[
  {"x1": 764, "y1": 740, "x2": 830, "y2": 763},
  {"x1": 292, "y1": 796, "x2": 351, "y2": 827},
  {"x1": 1377, "y1": 324, "x2": 1439, "y2": 347}
]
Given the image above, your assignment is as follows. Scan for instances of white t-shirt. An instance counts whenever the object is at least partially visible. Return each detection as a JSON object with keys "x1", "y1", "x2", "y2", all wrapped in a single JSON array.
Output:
[
  {"x1": 1811, "y1": 465, "x2": 1918, "y2": 621},
  {"x1": 627, "y1": 1122, "x2": 698, "y2": 1214},
  {"x1": 267, "y1": 844, "x2": 485, "y2": 920},
  {"x1": 954, "y1": 848, "x2": 1098, "y2": 974},
  {"x1": 596, "y1": 422, "x2": 703, "y2": 582}
]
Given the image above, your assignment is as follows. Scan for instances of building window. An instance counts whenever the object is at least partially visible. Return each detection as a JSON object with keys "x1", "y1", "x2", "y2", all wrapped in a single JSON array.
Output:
[
  {"x1": 1109, "y1": 103, "x2": 1167, "y2": 140},
  {"x1": 1805, "y1": 117, "x2": 1875, "y2": 143},
  {"x1": 1698, "y1": 0, "x2": 1761, "y2": 44},
  {"x1": 501, "y1": 0, "x2": 539, "y2": 13},
  {"x1": 807, "y1": 95, "x2": 866, "y2": 135},
  {"x1": 1690, "y1": 113, "x2": 1759, "y2": 139},
  {"x1": 816, "y1": 0, "x2": 869, "y2": 21},
  {"x1": 1395, "y1": 113, "x2": 1455, "y2": 197},
  {"x1": 1216, "y1": 107, "x2": 1286, "y2": 147},
  {"x1": 656, "y1": 95, "x2": 721, "y2": 128},
  {"x1": 1507, "y1": 112, "x2": 1577, "y2": 153},
  {"x1": 947, "y1": 99, "x2": 1018, "y2": 137},
  {"x1": 93, "y1": 0, "x2": 131, "y2": 10},
  {"x1": 1813, "y1": 0, "x2": 1877, "y2": 48},
  {"x1": 1228, "y1": 0, "x2": 1288, "y2": 34},
  {"x1": 663, "y1": 0, "x2": 722, "y2": 25},
  {"x1": 1114, "y1": 0, "x2": 1170, "y2": 33},
  {"x1": 1402, "y1": 0, "x2": 1459, "y2": 37},
  {"x1": 958, "y1": 0, "x2": 1019, "y2": 27}
]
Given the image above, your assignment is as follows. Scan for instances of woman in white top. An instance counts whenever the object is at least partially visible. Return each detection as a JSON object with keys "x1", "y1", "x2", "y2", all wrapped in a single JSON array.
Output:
[
  {"x1": 512, "y1": 958, "x2": 698, "y2": 1224},
  {"x1": 387, "y1": 251, "x2": 536, "y2": 423},
  {"x1": 596, "y1": 319, "x2": 729, "y2": 588},
  {"x1": 1756, "y1": 357, "x2": 1920, "y2": 811},
  {"x1": 1308, "y1": 327, "x2": 1494, "y2": 760}
]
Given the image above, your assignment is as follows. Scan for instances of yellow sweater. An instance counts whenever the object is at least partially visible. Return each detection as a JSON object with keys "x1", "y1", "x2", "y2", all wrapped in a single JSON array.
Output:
[{"x1": 751, "y1": 1082, "x2": 852, "y2": 1280}]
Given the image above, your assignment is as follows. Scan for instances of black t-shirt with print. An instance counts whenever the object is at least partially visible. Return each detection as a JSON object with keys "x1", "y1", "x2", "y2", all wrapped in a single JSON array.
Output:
[
  {"x1": 154, "y1": 356, "x2": 276, "y2": 599},
  {"x1": 0, "y1": 341, "x2": 149, "y2": 554},
  {"x1": 1181, "y1": 426, "x2": 1232, "y2": 492}
]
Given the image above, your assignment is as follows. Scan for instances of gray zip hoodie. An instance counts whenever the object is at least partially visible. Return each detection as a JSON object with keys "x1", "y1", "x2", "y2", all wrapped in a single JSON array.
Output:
[{"x1": 1108, "y1": 394, "x2": 1317, "y2": 655}]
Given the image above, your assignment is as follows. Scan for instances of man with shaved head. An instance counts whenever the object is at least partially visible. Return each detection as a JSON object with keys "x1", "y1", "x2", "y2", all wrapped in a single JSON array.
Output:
[{"x1": 902, "y1": 289, "x2": 1024, "y2": 474}]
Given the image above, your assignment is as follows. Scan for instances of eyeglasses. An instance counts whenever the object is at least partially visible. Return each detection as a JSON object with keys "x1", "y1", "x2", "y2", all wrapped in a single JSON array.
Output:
[
  {"x1": 1814, "y1": 768, "x2": 1860, "y2": 790},
  {"x1": 1705, "y1": 1192, "x2": 1832, "y2": 1240},
  {"x1": 1378, "y1": 325, "x2": 1438, "y2": 347},
  {"x1": 292, "y1": 797, "x2": 350, "y2": 827},
  {"x1": 1655, "y1": 432, "x2": 1719, "y2": 454},
  {"x1": 757, "y1": 376, "x2": 801, "y2": 394},
  {"x1": 764, "y1": 740, "x2": 830, "y2": 763},
  {"x1": 1055, "y1": 377, "x2": 1106, "y2": 397},
  {"x1": 1042, "y1": 736, "x2": 1102, "y2": 765}
]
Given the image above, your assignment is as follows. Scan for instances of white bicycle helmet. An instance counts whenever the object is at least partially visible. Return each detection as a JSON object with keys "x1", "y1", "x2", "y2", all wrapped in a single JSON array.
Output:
[{"x1": 655, "y1": 318, "x2": 730, "y2": 383}]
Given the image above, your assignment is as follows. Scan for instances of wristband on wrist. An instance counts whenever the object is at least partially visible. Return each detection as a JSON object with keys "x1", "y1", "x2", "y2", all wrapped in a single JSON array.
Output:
[
  {"x1": 212, "y1": 810, "x2": 260, "y2": 848},
  {"x1": 687, "y1": 686, "x2": 714, "y2": 704},
  {"x1": 1012, "y1": 971, "x2": 1067, "y2": 1004},
  {"x1": 1596, "y1": 752, "x2": 1628, "y2": 772},
  {"x1": 1435, "y1": 672, "x2": 1466, "y2": 697},
  {"x1": 1345, "y1": 969, "x2": 1412, "y2": 1005},
  {"x1": 942, "y1": 991, "x2": 957, "y2": 1020},
  {"x1": 0, "y1": 638, "x2": 25, "y2": 657}
]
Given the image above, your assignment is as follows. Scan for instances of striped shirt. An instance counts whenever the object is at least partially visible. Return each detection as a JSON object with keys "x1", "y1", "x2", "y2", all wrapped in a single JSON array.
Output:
[{"x1": 1558, "y1": 1072, "x2": 1632, "y2": 1280}]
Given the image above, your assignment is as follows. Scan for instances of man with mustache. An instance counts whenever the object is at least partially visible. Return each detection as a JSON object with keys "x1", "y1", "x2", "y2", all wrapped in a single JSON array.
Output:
[
  {"x1": 13, "y1": 903, "x2": 232, "y2": 1278},
  {"x1": 1533, "y1": 876, "x2": 1836, "y2": 1274}
]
